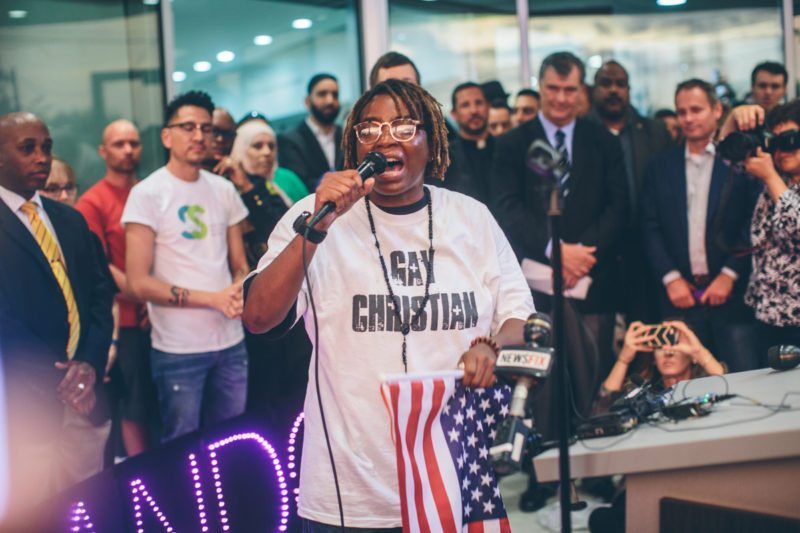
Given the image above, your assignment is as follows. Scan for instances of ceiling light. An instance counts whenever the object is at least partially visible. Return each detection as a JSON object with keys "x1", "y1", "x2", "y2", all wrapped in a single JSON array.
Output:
[
  {"x1": 142, "y1": 0, "x2": 159, "y2": 6},
  {"x1": 656, "y1": 0, "x2": 686, "y2": 6},
  {"x1": 292, "y1": 18, "x2": 313, "y2": 30},
  {"x1": 216, "y1": 50, "x2": 235, "y2": 63},
  {"x1": 172, "y1": 71, "x2": 186, "y2": 82},
  {"x1": 254, "y1": 35, "x2": 273, "y2": 46},
  {"x1": 193, "y1": 61, "x2": 212, "y2": 73},
  {"x1": 8, "y1": 10, "x2": 27, "y2": 19}
]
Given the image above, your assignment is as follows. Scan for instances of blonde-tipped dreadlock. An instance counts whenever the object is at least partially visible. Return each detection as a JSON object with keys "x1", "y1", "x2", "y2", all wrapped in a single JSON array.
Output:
[{"x1": 342, "y1": 79, "x2": 450, "y2": 180}]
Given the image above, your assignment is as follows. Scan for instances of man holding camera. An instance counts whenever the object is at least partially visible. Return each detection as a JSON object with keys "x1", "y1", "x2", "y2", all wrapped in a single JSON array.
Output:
[
  {"x1": 641, "y1": 79, "x2": 759, "y2": 372},
  {"x1": 720, "y1": 100, "x2": 800, "y2": 355}
]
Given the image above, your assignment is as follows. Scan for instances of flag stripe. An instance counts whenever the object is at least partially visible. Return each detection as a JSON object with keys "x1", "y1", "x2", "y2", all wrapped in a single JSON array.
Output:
[
  {"x1": 422, "y1": 379, "x2": 458, "y2": 532},
  {"x1": 405, "y1": 382, "x2": 433, "y2": 533},
  {"x1": 390, "y1": 384, "x2": 412, "y2": 532}
]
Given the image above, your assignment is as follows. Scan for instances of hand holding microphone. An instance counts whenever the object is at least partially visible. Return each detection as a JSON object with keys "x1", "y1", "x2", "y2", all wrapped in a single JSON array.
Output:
[{"x1": 308, "y1": 152, "x2": 387, "y2": 230}]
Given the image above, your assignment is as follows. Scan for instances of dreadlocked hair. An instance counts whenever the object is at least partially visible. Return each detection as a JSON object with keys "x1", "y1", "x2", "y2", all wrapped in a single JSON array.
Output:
[{"x1": 342, "y1": 79, "x2": 450, "y2": 180}]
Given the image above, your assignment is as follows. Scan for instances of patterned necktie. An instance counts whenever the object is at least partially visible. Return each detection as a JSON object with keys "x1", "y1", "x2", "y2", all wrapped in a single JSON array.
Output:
[
  {"x1": 20, "y1": 201, "x2": 80, "y2": 358},
  {"x1": 554, "y1": 129, "x2": 571, "y2": 197}
]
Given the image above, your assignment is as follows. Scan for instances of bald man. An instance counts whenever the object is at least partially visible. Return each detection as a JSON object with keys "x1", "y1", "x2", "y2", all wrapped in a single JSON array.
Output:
[
  {"x1": 0, "y1": 112, "x2": 114, "y2": 527},
  {"x1": 76, "y1": 119, "x2": 153, "y2": 457}
]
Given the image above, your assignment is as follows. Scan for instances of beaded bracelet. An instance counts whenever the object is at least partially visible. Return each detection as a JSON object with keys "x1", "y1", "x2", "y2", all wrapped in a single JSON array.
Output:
[{"x1": 470, "y1": 336, "x2": 500, "y2": 357}]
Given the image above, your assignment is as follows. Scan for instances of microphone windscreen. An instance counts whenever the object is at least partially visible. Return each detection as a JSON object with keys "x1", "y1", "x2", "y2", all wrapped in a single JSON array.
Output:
[
  {"x1": 524, "y1": 312, "x2": 552, "y2": 346},
  {"x1": 362, "y1": 151, "x2": 387, "y2": 175},
  {"x1": 767, "y1": 345, "x2": 800, "y2": 371}
]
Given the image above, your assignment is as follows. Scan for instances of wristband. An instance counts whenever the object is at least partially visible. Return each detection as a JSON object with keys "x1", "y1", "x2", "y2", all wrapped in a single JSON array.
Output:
[
  {"x1": 470, "y1": 336, "x2": 500, "y2": 357},
  {"x1": 293, "y1": 211, "x2": 327, "y2": 244}
]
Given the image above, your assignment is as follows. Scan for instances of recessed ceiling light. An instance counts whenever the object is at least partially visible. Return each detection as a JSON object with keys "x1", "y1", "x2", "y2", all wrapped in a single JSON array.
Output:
[
  {"x1": 216, "y1": 50, "x2": 235, "y2": 63},
  {"x1": 172, "y1": 71, "x2": 186, "y2": 82},
  {"x1": 8, "y1": 10, "x2": 27, "y2": 19},
  {"x1": 193, "y1": 61, "x2": 212, "y2": 73},
  {"x1": 588, "y1": 55, "x2": 603, "y2": 68},
  {"x1": 254, "y1": 35, "x2": 273, "y2": 46},
  {"x1": 292, "y1": 18, "x2": 313, "y2": 30},
  {"x1": 656, "y1": 0, "x2": 686, "y2": 6}
]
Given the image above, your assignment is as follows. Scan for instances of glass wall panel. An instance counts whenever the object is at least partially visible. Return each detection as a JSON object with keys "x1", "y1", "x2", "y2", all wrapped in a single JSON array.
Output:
[
  {"x1": 388, "y1": 1, "x2": 520, "y2": 113},
  {"x1": 0, "y1": 0, "x2": 164, "y2": 191},
  {"x1": 170, "y1": 0, "x2": 361, "y2": 131},
  {"x1": 795, "y1": 3, "x2": 800, "y2": 96},
  {"x1": 527, "y1": 3, "x2": 784, "y2": 114}
]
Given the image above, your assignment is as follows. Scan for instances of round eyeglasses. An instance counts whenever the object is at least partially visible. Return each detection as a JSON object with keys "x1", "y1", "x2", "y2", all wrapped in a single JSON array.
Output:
[{"x1": 353, "y1": 118, "x2": 422, "y2": 144}]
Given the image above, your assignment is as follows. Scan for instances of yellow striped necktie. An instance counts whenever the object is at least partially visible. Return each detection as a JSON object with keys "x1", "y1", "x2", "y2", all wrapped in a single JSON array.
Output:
[{"x1": 20, "y1": 201, "x2": 80, "y2": 359}]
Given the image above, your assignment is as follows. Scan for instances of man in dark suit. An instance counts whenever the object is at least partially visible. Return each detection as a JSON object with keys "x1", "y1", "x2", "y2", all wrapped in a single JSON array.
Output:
[
  {"x1": 587, "y1": 60, "x2": 673, "y2": 323},
  {"x1": 491, "y1": 52, "x2": 628, "y2": 373},
  {"x1": 0, "y1": 112, "x2": 114, "y2": 526},
  {"x1": 490, "y1": 52, "x2": 628, "y2": 511},
  {"x1": 642, "y1": 79, "x2": 759, "y2": 372},
  {"x1": 278, "y1": 73, "x2": 343, "y2": 191}
]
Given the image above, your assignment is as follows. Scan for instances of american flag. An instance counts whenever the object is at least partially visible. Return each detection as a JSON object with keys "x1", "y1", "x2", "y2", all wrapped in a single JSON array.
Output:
[{"x1": 382, "y1": 371, "x2": 513, "y2": 533}]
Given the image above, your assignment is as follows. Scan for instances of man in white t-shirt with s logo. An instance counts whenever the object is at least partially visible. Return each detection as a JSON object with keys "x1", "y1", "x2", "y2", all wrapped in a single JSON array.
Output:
[{"x1": 122, "y1": 90, "x2": 250, "y2": 442}]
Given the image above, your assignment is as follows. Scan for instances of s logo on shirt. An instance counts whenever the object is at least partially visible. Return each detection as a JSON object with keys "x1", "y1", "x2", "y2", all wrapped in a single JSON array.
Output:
[{"x1": 178, "y1": 205, "x2": 208, "y2": 239}]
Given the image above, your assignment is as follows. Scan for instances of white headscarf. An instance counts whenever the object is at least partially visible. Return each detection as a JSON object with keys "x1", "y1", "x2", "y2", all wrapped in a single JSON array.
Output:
[{"x1": 230, "y1": 120, "x2": 292, "y2": 206}]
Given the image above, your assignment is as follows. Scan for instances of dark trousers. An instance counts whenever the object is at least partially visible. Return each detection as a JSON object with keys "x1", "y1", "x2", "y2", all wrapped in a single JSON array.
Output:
[{"x1": 529, "y1": 292, "x2": 601, "y2": 440}]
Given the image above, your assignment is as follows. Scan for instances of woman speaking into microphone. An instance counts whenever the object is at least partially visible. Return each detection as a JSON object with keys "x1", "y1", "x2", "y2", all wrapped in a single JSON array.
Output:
[{"x1": 243, "y1": 79, "x2": 534, "y2": 531}]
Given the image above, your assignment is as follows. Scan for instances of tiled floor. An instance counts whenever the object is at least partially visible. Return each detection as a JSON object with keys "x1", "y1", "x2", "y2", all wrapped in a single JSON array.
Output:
[{"x1": 499, "y1": 473, "x2": 608, "y2": 532}]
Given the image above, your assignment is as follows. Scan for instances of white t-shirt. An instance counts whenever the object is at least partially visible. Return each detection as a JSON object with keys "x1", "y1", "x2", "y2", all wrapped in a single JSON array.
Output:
[
  {"x1": 121, "y1": 167, "x2": 248, "y2": 353},
  {"x1": 251, "y1": 185, "x2": 534, "y2": 527}
]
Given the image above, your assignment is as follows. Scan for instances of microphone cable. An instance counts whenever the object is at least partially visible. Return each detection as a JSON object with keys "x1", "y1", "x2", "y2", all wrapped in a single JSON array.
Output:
[{"x1": 302, "y1": 226, "x2": 346, "y2": 532}]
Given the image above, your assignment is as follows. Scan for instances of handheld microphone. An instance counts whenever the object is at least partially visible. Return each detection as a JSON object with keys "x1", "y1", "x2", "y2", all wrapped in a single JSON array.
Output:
[
  {"x1": 768, "y1": 345, "x2": 800, "y2": 371},
  {"x1": 490, "y1": 313, "x2": 554, "y2": 475},
  {"x1": 306, "y1": 151, "x2": 387, "y2": 227}
]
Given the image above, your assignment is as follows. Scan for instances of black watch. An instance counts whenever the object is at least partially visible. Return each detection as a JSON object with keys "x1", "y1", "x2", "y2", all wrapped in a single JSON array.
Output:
[{"x1": 293, "y1": 211, "x2": 327, "y2": 244}]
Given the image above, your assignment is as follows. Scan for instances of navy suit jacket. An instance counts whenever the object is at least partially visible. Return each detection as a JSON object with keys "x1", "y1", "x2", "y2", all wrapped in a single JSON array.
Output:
[
  {"x1": 0, "y1": 196, "x2": 115, "y2": 430},
  {"x1": 490, "y1": 116, "x2": 629, "y2": 313},
  {"x1": 278, "y1": 120, "x2": 343, "y2": 192},
  {"x1": 641, "y1": 144, "x2": 756, "y2": 292}
]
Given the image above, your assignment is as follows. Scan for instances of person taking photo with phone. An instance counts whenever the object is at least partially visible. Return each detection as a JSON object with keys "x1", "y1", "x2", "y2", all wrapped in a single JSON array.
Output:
[{"x1": 595, "y1": 320, "x2": 725, "y2": 413}]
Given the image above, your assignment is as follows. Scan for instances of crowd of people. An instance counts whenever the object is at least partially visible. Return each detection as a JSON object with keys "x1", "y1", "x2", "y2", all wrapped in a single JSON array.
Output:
[{"x1": 1, "y1": 47, "x2": 799, "y2": 530}]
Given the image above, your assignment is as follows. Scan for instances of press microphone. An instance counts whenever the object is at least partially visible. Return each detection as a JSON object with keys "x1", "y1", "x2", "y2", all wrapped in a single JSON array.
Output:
[
  {"x1": 490, "y1": 313, "x2": 554, "y2": 475},
  {"x1": 306, "y1": 151, "x2": 388, "y2": 227},
  {"x1": 525, "y1": 139, "x2": 569, "y2": 181},
  {"x1": 768, "y1": 345, "x2": 800, "y2": 371}
]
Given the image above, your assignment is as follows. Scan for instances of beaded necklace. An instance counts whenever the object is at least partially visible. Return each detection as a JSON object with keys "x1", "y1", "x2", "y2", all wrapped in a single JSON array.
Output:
[{"x1": 364, "y1": 187, "x2": 434, "y2": 372}]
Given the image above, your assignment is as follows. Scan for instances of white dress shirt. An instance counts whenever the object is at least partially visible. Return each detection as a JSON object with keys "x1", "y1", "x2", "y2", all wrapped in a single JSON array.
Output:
[
  {"x1": 305, "y1": 117, "x2": 336, "y2": 171},
  {"x1": 0, "y1": 184, "x2": 64, "y2": 258},
  {"x1": 538, "y1": 111, "x2": 576, "y2": 163},
  {"x1": 540, "y1": 112, "x2": 577, "y2": 258},
  {"x1": 662, "y1": 142, "x2": 738, "y2": 285}
]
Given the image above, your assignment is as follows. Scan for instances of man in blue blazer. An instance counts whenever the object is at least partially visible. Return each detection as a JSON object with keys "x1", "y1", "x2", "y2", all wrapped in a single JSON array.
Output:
[
  {"x1": 642, "y1": 80, "x2": 759, "y2": 372},
  {"x1": 0, "y1": 112, "x2": 115, "y2": 526}
]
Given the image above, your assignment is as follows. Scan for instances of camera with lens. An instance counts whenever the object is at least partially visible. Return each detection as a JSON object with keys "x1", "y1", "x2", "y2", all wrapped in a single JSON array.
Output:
[{"x1": 719, "y1": 126, "x2": 800, "y2": 162}]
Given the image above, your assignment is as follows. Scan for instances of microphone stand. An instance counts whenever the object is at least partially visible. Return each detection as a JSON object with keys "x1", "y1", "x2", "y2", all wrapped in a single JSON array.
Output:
[{"x1": 548, "y1": 186, "x2": 573, "y2": 533}]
